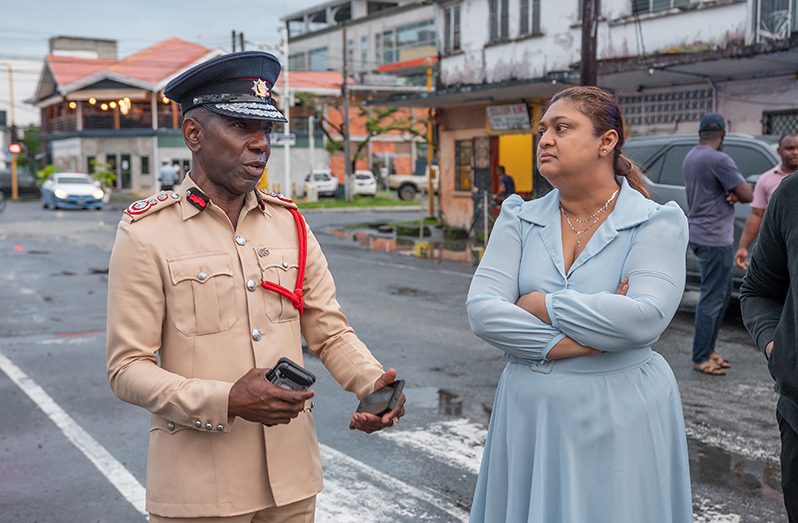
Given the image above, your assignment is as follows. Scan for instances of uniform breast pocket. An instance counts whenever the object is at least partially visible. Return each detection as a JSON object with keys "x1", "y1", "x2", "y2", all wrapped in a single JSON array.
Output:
[
  {"x1": 257, "y1": 246, "x2": 300, "y2": 323},
  {"x1": 167, "y1": 252, "x2": 239, "y2": 336}
]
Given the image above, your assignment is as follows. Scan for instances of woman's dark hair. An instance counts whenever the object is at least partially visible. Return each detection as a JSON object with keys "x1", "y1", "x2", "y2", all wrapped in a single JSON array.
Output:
[{"x1": 548, "y1": 86, "x2": 650, "y2": 198}]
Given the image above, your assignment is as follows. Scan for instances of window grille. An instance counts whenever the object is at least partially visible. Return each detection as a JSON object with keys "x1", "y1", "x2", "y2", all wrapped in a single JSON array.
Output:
[
  {"x1": 618, "y1": 88, "x2": 713, "y2": 127},
  {"x1": 488, "y1": 0, "x2": 509, "y2": 42},
  {"x1": 763, "y1": 109, "x2": 798, "y2": 134},
  {"x1": 632, "y1": 0, "x2": 688, "y2": 15},
  {"x1": 444, "y1": 4, "x2": 461, "y2": 52},
  {"x1": 520, "y1": 0, "x2": 541, "y2": 35},
  {"x1": 455, "y1": 139, "x2": 474, "y2": 191}
]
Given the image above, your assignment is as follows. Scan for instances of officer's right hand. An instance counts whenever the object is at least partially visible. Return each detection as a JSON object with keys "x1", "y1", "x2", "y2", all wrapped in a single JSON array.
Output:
[{"x1": 228, "y1": 368, "x2": 315, "y2": 427}]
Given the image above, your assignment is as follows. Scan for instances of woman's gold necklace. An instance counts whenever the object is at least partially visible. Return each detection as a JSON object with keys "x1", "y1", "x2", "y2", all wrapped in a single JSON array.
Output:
[{"x1": 560, "y1": 189, "x2": 619, "y2": 249}]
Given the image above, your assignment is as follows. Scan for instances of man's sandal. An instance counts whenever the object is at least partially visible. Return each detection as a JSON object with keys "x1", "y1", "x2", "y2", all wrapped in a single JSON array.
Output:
[
  {"x1": 694, "y1": 360, "x2": 727, "y2": 376},
  {"x1": 710, "y1": 352, "x2": 731, "y2": 369}
]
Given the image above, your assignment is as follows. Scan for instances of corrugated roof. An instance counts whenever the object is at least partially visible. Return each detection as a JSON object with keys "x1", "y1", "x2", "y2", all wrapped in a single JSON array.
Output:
[{"x1": 278, "y1": 71, "x2": 347, "y2": 92}]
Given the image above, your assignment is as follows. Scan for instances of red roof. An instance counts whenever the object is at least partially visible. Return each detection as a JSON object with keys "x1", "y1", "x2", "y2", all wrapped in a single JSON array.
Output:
[
  {"x1": 47, "y1": 55, "x2": 116, "y2": 87},
  {"x1": 46, "y1": 37, "x2": 211, "y2": 90},
  {"x1": 108, "y1": 37, "x2": 210, "y2": 84}
]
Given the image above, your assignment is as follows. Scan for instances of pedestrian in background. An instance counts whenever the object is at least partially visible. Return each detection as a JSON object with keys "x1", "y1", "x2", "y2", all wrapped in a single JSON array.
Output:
[
  {"x1": 735, "y1": 133, "x2": 798, "y2": 269},
  {"x1": 106, "y1": 52, "x2": 405, "y2": 523},
  {"x1": 466, "y1": 86, "x2": 692, "y2": 523},
  {"x1": 158, "y1": 160, "x2": 180, "y2": 191},
  {"x1": 494, "y1": 165, "x2": 515, "y2": 204},
  {"x1": 682, "y1": 113, "x2": 753, "y2": 375},
  {"x1": 740, "y1": 173, "x2": 798, "y2": 522}
]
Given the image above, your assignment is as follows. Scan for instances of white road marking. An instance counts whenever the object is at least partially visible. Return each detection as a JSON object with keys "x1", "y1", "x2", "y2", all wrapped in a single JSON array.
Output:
[
  {"x1": 0, "y1": 352, "x2": 147, "y2": 515},
  {"x1": 318, "y1": 445, "x2": 469, "y2": 522},
  {"x1": 377, "y1": 419, "x2": 486, "y2": 475}
]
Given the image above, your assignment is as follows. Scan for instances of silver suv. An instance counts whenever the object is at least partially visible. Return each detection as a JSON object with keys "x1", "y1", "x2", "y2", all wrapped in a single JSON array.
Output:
[{"x1": 623, "y1": 133, "x2": 779, "y2": 295}]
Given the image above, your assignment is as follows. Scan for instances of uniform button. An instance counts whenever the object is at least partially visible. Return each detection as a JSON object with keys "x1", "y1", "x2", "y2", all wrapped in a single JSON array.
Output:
[
  {"x1": 235, "y1": 235, "x2": 247, "y2": 246},
  {"x1": 194, "y1": 420, "x2": 202, "y2": 429},
  {"x1": 197, "y1": 272, "x2": 207, "y2": 281},
  {"x1": 282, "y1": 260, "x2": 289, "y2": 269},
  {"x1": 216, "y1": 424, "x2": 225, "y2": 432},
  {"x1": 247, "y1": 279, "x2": 257, "y2": 291},
  {"x1": 167, "y1": 421, "x2": 175, "y2": 431},
  {"x1": 251, "y1": 329, "x2": 262, "y2": 341},
  {"x1": 205, "y1": 422, "x2": 213, "y2": 431}
]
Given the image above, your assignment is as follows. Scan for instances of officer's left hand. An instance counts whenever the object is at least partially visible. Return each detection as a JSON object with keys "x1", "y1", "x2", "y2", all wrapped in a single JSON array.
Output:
[{"x1": 349, "y1": 368, "x2": 406, "y2": 434}]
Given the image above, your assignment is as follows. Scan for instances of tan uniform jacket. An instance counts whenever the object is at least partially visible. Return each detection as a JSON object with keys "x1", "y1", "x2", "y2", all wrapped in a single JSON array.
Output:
[{"x1": 106, "y1": 176, "x2": 384, "y2": 517}]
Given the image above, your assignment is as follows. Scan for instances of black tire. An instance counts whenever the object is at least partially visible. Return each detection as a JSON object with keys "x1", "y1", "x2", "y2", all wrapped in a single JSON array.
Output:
[
  {"x1": 0, "y1": 191, "x2": 6, "y2": 213},
  {"x1": 398, "y1": 184, "x2": 417, "y2": 201}
]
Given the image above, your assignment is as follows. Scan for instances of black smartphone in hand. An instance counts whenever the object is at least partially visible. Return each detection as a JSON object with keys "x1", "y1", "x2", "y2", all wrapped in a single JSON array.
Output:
[
  {"x1": 267, "y1": 357, "x2": 316, "y2": 391},
  {"x1": 356, "y1": 379, "x2": 405, "y2": 416}
]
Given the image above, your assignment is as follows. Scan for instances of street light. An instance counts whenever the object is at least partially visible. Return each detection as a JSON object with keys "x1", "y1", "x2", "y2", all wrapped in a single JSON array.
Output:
[{"x1": 0, "y1": 61, "x2": 18, "y2": 201}]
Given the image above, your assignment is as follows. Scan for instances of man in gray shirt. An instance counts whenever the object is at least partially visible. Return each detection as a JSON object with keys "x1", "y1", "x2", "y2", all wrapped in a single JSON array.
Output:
[
  {"x1": 682, "y1": 113, "x2": 753, "y2": 375},
  {"x1": 740, "y1": 173, "x2": 798, "y2": 522}
]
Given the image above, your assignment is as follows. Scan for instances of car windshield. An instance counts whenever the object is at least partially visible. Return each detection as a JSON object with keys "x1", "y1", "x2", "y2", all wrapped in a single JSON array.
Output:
[
  {"x1": 356, "y1": 174, "x2": 371, "y2": 180},
  {"x1": 57, "y1": 177, "x2": 92, "y2": 184}
]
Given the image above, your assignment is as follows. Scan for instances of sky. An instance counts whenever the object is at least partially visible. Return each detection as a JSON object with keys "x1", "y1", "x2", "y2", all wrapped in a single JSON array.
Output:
[{"x1": 0, "y1": 0, "x2": 320, "y2": 126}]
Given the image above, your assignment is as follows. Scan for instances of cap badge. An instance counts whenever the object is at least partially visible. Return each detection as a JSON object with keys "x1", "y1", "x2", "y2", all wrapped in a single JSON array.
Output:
[{"x1": 251, "y1": 79, "x2": 270, "y2": 100}]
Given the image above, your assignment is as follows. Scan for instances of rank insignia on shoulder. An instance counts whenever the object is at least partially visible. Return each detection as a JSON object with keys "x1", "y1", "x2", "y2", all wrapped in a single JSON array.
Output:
[
  {"x1": 186, "y1": 188, "x2": 210, "y2": 211},
  {"x1": 258, "y1": 189, "x2": 297, "y2": 209},
  {"x1": 124, "y1": 192, "x2": 180, "y2": 221}
]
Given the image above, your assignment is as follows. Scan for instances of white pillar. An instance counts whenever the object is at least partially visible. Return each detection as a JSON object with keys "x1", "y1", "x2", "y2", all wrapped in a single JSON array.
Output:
[
  {"x1": 309, "y1": 115, "x2": 315, "y2": 170},
  {"x1": 282, "y1": 24, "x2": 291, "y2": 198}
]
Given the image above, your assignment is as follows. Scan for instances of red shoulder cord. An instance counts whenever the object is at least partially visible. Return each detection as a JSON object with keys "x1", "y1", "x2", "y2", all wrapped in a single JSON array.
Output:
[{"x1": 260, "y1": 207, "x2": 307, "y2": 315}]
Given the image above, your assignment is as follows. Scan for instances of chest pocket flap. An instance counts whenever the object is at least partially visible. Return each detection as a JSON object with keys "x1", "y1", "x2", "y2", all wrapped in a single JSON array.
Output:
[
  {"x1": 167, "y1": 253, "x2": 238, "y2": 336},
  {"x1": 256, "y1": 246, "x2": 300, "y2": 323}
]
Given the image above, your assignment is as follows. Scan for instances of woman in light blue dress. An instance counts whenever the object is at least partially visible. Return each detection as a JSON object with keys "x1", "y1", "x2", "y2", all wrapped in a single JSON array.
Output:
[{"x1": 466, "y1": 86, "x2": 692, "y2": 523}]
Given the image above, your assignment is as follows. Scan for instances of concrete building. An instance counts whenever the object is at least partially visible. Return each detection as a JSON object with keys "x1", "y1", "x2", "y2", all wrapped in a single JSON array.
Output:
[
  {"x1": 30, "y1": 36, "x2": 220, "y2": 194},
  {"x1": 381, "y1": 0, "x2": 798, "y2": 229}
]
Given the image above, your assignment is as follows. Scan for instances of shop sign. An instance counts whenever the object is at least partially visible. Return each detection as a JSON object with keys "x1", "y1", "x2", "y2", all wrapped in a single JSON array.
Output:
[{"x1": 486, "y1": 104, "x2": 531, "y2": 131}]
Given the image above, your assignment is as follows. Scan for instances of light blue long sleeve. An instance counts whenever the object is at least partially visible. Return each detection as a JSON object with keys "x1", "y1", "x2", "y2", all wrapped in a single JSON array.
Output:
[
  {"x1": 467, "y1": 196, "x2": 565, "y2": 361},
  {"x1": 545, "y1": 203, "x2": 688, "y2": 352}
]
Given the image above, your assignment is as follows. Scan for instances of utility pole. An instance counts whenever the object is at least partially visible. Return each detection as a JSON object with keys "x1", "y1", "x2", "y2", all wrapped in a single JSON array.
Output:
[
  {"x1": 425, "y1": 58, "x2": 434, "y2": 218},
  {"x1": 232, "y1": 30, "x2": 237, "y2": 52},
  {"x1": 342, "y1": 22, "x2": 352, "y2": 201},
  {"x1": 0, "y1": 62, "x2": 17, "y2": 200},
  {"x1": 282, "y1": 24, "x2": 291, "y2": 198},
  {"x1": 239, "y1": 32, "x2": 245, "y2": 52},
  {"x1": 580, "y1": 0, "x2": 599, "y2": 86}
]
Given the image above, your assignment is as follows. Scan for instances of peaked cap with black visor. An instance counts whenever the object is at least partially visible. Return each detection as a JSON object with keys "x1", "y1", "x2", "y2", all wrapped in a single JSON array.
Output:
[{"x1": 164, "y1": 51, "x2": 287, "y2": 122}]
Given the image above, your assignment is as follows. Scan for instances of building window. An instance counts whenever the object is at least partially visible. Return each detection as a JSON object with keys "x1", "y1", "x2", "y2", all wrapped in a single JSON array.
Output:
[
  {"x1": 380, "y1": 20, "x2": 436, "y2": 64},
  {"x1": 489, "y1": 0, "x2": 510, "y2": 42},
  {"x1": 375, "y1": 33, "x2": 383, "y2": 64},
  {"x1": 87, "y1": 156, "x2": 96, "y2": 174},
  {"x1": 288, "y1": 52, "x2": 306, "y2": 71},
  {"x1": 632, "y1": 0, "x2": 688, "y2": 15},
  {"x1": 763, "y1": 108, "x2": 798, "y2": 134},
  {"x1": 444, "y1": 4, "x2": 461, "y2": 52},
  {"x1": 455, "y1": 139, "x2": 474, "y2": 191},
  {"x1": 756, "y1": 0, "x2": 796, "y2": 41},
  {"x1": 141, "y1": 156, "x2": 150, "y2": 175},
  {"x1": 308, "y1": 47, "x2": 329, "y2": 71},
  {"x1": 618, "y1": 87, "x2": 714, "y2": 127},
  {"x1": 360, "y1": 35, "x2": 368, "y2": 68},
  {"x1": 520, "y1": 0, "x2": 541, "y2": 35},
  {"x1": 347, "y1": 38, "x2": 354, "y2": 68}
]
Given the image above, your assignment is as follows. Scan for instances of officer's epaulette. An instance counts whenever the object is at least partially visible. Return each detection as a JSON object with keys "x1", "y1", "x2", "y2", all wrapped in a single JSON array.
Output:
[
  {"x1": 124, "y1": 191, "x2": 181, "y2": 222},
  {"x1": 258, "y1": 189, "x2": 298, "y2": 210}
]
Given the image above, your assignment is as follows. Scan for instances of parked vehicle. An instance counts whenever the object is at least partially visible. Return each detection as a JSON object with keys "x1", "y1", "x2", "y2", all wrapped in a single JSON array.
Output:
[
  {"x1": 304, "y1": 169, "x2": 339, "y2": 198},
  {"x1": 623, "y1": 133, "x2": 779, "y2": 296},
  {"x1": 41, "y1": 172, "x2": 105, "y2": 210},
  {"x1": 387, "y1": 166, "x2": 439, "y2": 201},
  {"x1": 353, "y1": 170, "x2": 378, "y2": 197},
  {"x1": 0, "y1": 167, "x2": 40, "y2": 198}
]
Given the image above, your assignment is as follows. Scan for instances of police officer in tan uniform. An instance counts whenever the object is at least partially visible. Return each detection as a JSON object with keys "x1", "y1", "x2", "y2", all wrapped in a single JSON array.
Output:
[{"x1": 106, "y1": 51, "x2": 405, "y2": 523}]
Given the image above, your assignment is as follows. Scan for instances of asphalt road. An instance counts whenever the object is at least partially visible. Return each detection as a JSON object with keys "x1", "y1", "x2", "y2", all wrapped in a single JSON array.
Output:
[{"x1": 0, "y1": 200, "x2": 786, "y2": 522}]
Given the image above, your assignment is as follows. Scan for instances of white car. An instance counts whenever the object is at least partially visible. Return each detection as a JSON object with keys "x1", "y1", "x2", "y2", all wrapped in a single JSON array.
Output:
[
  {"x1": 41, "y1": 172, "x2": 104, "y2": 210},
  {"x1": 353, "y1": 170, "x2": 377, "y2": 197},
  {"x1": 304, "y1": 169, "x2": 339, "y2": 198}
]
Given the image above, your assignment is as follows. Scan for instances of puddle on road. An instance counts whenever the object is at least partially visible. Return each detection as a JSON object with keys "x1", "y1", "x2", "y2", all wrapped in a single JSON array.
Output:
[
  {"x1": 405, "y1": 387, "x2": 463, "y2": 416},
  {"x1": 406, "y1": 388, "x2": 783, "y2": 503},
  {"x1": 689, "y1": 436, "x2": 783, "y2": 503}
]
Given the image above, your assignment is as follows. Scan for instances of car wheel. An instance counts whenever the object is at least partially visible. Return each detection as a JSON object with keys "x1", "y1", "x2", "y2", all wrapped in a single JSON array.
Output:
[
  {"x1": 42, "y1": 198, "x2": 48, "y2": 209},
  {"x1": 398, "y1": 184, "x2": 417, "y2": 201}
]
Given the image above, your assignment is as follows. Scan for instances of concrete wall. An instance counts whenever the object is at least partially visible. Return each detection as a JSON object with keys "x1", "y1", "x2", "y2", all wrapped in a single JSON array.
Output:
[
  {"x1": 717, "y1": 75, "x2": 798, "y2": 134},
  {"x1": 440, "y1": 0, "x2": 750, "y2": 86}
]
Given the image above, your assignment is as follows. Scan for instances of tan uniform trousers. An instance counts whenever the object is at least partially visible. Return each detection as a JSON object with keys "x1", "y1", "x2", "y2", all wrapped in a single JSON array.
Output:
[{"x1": 149, "y1": 496, "x2": 315, "y2": 523}]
